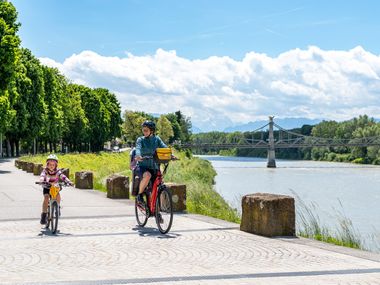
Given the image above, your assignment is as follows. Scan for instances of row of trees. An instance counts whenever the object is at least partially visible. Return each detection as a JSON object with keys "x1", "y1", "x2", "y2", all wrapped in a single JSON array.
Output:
[
  {"x1": 0, "y1": 1, "x2": 122, "y2": 156},
  {"x1": 191, "y1": 115, "x2": 380, "y2": 165}
]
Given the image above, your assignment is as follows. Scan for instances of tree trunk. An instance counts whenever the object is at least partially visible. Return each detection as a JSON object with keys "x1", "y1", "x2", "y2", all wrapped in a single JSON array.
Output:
[
  {"x1": 10, "y1": 139, "x2": 15, "y2": 157},
  {"x1": 16, "y1": 140, "x2": 20, "y2": 157},
  {"x1": 6, "y1": 139, "x2": 11, "y2": 157}
]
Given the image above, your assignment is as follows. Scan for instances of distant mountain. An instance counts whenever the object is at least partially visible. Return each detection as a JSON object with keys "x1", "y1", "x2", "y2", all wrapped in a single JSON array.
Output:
[{"x1": 223, "y1": 118, "x2": 322, "y2": 132}]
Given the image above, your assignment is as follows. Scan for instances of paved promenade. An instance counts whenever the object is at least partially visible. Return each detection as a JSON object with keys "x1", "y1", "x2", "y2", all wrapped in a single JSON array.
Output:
[{"x1": 0, "y1": 158, "x2": 380, "y2": 284}]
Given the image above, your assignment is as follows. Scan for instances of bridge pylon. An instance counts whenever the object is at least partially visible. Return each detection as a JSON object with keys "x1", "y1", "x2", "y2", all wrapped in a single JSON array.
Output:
[{"x1": 267, "y1": 116, "x2": 276, "y2": 168}]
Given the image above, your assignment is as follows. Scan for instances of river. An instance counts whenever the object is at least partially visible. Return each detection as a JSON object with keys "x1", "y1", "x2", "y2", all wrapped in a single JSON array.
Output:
[{"x1": 200, "y1": 155, "x2": 380, "y2": 252}]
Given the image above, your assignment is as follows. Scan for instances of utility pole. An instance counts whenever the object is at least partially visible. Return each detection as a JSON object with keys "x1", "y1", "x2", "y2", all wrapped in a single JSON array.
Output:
[{"x1": 267, "y1": 116, "x2": 276, "y2": 168}]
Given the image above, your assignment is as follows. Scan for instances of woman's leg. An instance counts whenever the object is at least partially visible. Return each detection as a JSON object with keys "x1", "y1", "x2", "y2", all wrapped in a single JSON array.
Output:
[{"x1": 138, "y1": 171, "x2": 152, "y2": 195}]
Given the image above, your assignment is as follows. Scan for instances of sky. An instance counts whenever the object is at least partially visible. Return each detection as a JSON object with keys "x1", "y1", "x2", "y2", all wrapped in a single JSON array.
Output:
[{"x1": 11, "y1": 0, "x2": 380, "y2": 131}]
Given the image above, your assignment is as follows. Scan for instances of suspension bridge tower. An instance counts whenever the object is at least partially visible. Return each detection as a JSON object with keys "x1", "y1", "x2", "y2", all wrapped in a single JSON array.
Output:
[{"x1": 267, "y1": 116, "x2": 276, "y2": 168}]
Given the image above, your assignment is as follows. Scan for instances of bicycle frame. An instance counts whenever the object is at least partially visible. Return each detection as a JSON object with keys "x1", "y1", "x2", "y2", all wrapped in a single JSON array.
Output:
[{"x1": 146, "y1": 169, "x2": 163, "y2": 215}]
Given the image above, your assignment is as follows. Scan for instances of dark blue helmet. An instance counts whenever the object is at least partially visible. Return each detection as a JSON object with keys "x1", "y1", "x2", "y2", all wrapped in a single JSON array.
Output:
[{"x1": 141, "y1": 120, "x2": 156, "y2": 131}]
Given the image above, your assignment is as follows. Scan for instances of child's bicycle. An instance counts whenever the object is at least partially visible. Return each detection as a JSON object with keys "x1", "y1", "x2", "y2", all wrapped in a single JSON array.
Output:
[
  {"x1": 35, "y1": 181, "x2": 71, "y2": 234},
  {"x1": 134, "y1": 151, "x2": 177, "y2": 234}
]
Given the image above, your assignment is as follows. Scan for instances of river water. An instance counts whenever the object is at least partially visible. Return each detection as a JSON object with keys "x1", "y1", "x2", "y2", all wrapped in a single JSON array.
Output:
[{"x1": 200, "y1": 155, "x2": 380, "y2": 252}]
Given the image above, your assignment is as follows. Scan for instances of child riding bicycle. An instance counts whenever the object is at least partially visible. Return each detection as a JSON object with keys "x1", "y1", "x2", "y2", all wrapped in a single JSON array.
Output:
[
  {"x1": 39, "y1": 154, "x2": 73, "y2": 224},
  {"x1": 134, "y1": 120, "x2": 169, "y2": 205}
]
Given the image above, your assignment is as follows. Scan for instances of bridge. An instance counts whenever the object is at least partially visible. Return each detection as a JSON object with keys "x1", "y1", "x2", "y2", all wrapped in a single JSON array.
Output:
[{"x1": 177, "y1": 116, "x2": 380, "y2": 168}]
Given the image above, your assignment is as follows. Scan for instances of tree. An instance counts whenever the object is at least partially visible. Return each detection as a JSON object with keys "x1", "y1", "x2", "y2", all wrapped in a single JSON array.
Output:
[
  {"x1": 175, "y1": 110, "x2": 192, "y2": 142},
  {"x1": 20, "y1": 48, "x2": 46, "y2": 153},
  {"x1": 122, "y1": 110, "x2": 150, "y2": 143},
  {"x1": 165, "y1": 113, "x2": 183, "y2": 143},
  {"x1": 4, "y1": 60, "x2": 30, "y2": 156},
  {"x1": 41, "y1": 66, "x2": 65, "y2": 152},
  {"x1": 0, "y1": 1, "x2": 21, "y2": 153},
  {"x1": 95, "y1": 88, "x2": 122, "y2": 140},
  {"x1": 156, "y1": 115, "x2": 174, "y2": 142},
  {"x1": 62, "y1": 84, "x2": 89, "y2": 152},
  {"x1": 0, "y1": 1, "x2": 20, "y2": 91}
]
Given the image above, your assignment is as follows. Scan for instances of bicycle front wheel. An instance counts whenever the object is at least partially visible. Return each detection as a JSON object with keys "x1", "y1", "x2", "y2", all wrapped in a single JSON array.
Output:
[
  {"x1": 155, "y1": 186, "x2": 173, "y2": 234},
  {"x1": 51, "y1": 201, "x2": 59, "y2": 234},
  {"x1": 135, "y1": 194, "x2": 148, "y2": 227},
  {"x1": 45, "y1": 205, "x2": 50, "y2": 229}
]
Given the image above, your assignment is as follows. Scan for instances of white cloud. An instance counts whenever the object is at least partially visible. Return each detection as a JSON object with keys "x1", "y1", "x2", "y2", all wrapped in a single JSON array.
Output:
[{"x1": 39, "y1": 46, "x2": 380, "y2": 132}]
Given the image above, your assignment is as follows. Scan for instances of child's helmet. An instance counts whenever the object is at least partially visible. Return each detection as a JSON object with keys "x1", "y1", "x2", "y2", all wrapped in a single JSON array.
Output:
[{"x1": 46, "y1": 154, "x2": 58, "y2": 163}]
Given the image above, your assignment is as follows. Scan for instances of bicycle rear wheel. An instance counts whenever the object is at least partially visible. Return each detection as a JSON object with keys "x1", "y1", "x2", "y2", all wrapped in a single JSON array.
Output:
[
  {"x1": 135, "y1": 194, "x2": 149, "y2": 227},
  {"x1": 51, "y1": 202, "x2": 59, "y2": 234},
  {"x1": 155, "y1": 186, "x2": 173, "y2": 234}
]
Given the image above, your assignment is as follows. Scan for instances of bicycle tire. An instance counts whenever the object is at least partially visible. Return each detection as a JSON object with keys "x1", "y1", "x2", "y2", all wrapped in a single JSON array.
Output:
[
  {"x1": 51, "y1": 202, "x2": 59, "y2": 234},
  {"x1": 45, "y1": 205, "x2": 50, "y2": 229},
  {"x1": 155, "y1": 186, "x2": 173, "y2": 234},
  {"x1": 135, "y1": 194, "x2": 148, "y2": 227}
]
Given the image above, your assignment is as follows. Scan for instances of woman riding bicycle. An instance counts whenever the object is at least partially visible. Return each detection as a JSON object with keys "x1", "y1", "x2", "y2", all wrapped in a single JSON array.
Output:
[
  {"x1": 135, "y1": 120, "x2": 167, "y2": 204},
  {"x1": 39, "y1": 154, "x2": 73, "y2": 224}
]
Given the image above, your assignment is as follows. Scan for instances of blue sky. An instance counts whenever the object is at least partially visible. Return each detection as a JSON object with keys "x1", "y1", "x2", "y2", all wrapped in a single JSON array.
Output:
[
  {"x1": 12, "y1": 0, "x2": 380, "y2": 61},
  {"x1": 10, "y1": 0, "x2": 380, "y2": 131}
]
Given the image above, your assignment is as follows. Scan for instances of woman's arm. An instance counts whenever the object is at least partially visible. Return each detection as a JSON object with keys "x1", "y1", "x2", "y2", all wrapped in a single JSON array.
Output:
[{"x1": 156, "y1": 136, "x2": 168, "y2": 148}]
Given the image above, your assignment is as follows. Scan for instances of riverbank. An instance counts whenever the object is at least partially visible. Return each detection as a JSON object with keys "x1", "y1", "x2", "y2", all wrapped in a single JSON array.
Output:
[
  {"x1": 20, "y1": 152, "x2": 240, "y2": 223},
  {"x1": 200, "y1": 155, "x2": 380, "y2": 253}
]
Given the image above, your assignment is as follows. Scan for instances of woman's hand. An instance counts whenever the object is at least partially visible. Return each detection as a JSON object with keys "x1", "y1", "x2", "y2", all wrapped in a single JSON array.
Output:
[{"x1": 135, "y1": 155, "x2": 143, "y2": 161}]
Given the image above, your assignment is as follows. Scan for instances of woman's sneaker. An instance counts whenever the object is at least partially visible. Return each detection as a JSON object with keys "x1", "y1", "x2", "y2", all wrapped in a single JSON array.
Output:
[{"x1": 137, "y1": 194, "x2": 145, "y2": 205}]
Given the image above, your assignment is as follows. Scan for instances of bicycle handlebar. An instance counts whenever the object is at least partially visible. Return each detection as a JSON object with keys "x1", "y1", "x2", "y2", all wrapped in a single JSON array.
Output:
[
  {"x1": 137, "y1": 156, "x2": 180, "y2": 161},
  {"x1": 35, "y1": 181, "x2": 72, "y2": 187}
]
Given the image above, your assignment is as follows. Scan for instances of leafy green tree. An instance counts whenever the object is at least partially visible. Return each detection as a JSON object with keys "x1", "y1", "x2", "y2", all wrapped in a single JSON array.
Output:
[
  {"x1": 0, "y1": 1, "x2": 20, "y2": 149},
  {"x1": 156, "y1": 115, "x2": 174, "y2": 142},
  {"x1": 95, "y1": 88, "x2": 122, "y2": 140},
  {"x1": 4, "y1": 60, "x2": 30, "y2": 156},
  {"x1": 175, "y1": 110, "x2": 192, "y2": 142},
  {"x1": 61, "y1": 84, "x2": 89, "y2": 151},
  {"x1": 78, "y1": 86, "x2": 104, "y2": 152},
  {"x1": 165, "y1": 113, "x2": 183, "y2": 143},
  {"x1": 122, "y1": 110, "x2": 150, "y2": 143},
  {"x1": 41, "y1": 66, "x2": 65, "y2": 152},
  {"x1": 0, "y1": 1, "x2": 20, "y2": 92},
  {"x1": 19, "y1": 48, "x2": 46, "y2": 153}
]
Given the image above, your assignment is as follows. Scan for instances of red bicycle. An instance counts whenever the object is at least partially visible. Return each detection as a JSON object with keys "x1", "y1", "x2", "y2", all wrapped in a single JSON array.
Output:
[{"x1": 134, "y1": 154, "x2": 176, "y2": 234}]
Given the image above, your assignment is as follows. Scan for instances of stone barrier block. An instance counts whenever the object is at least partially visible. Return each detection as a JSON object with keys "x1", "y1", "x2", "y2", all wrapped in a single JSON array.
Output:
[
  {"x1": 166, "y1": 183, "x2": 186, "y2": 212},
  {"x1": 240, "y1": 193, "x2": 295, "y2": 237},
  {"x1": 33, "y1": 163, "x2": 44, "y2": 176},
  {"x1": 15, "y1": 159, "x2": 21, "y2": 168},
  {"x1": 75, "y1": 171, "x2": 93, "y2": 189},
  {"x1": 106, "y1": 175, "x2": 129, "y2": 199},
  {"x1": 20, "y1": 161, "x2": 28, "y2": 171},
  {"x1": 26, "y1": 162, "x2": 34, "y2": 173}
]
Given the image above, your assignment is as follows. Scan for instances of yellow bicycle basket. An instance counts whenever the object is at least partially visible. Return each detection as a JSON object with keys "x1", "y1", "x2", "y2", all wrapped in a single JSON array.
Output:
[
  {"x1": 49, "y1": 184, "x2": 60, "y2": 199},
  {"x1": 155, "y1": 148, "x2": 172, "y2": 164}
]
